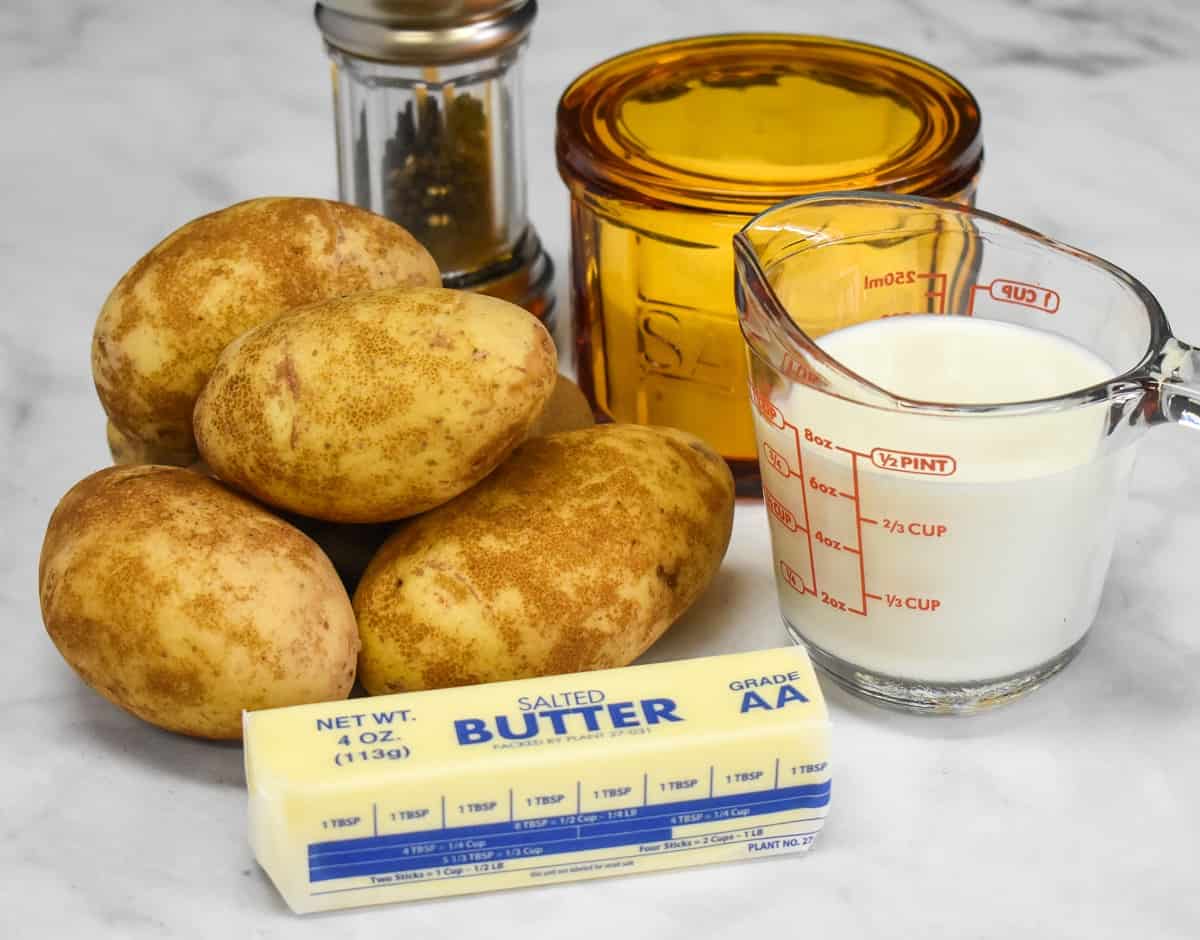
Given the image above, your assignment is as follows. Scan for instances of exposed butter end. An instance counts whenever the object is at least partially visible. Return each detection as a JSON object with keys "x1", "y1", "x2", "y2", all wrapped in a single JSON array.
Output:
[{"x1": 243, "y1": 647, "x2": 832, "y2": 914}]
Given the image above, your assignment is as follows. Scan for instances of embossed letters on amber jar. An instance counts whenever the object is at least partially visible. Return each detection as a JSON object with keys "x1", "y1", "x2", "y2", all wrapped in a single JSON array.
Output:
[{"x1": 556, "y1": 35, "x2": 984, "y2": 492}]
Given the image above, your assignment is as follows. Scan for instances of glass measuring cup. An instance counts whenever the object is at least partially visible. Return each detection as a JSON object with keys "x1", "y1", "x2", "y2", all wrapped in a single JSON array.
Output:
[{"x1": 735, "y1": 193, "x2": 1199, "y2": 713}]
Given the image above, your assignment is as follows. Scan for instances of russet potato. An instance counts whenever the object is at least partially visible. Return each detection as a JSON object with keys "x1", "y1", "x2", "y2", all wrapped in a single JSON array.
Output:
[
  {"x1": 106, "y1": 419, "x2": 197, "y2": 467},
  {"x1": 188, "y1": 459, "x2": 391, "y2": 594},
  {"x1": 281, "y1": 514, "x2": 395, "y2": 594},
  {"x1": 352, "y1": 424, "x2": 735, "y2": 693},
  {"x1": 38, "y1": 466, "x2": 359, "y2": 739},
  {"x1": 193, "y1": 286, "x2": 557, "y2": 523},
  {"x1": 526, "y1": 372, "x2": 595, "y2": 439},
  {"x1": 92, "y1": 197, "x2": 439, "y2": 457}
]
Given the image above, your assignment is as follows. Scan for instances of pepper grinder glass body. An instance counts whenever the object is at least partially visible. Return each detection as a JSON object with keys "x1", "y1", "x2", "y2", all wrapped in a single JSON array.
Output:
[{"x1": 317, "y1": 1, "x2": 554, "y2": 326}]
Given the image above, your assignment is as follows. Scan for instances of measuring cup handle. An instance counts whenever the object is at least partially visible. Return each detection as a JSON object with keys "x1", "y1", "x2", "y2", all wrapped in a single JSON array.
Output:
[{"x1": 1156, "y1": 336, "x2": 1200, "y2": 429}]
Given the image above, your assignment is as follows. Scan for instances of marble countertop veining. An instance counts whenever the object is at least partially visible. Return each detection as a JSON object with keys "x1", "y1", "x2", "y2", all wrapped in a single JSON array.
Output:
[{"x1": 2, "y1": 0, "x2": 1199, "y2": 937}]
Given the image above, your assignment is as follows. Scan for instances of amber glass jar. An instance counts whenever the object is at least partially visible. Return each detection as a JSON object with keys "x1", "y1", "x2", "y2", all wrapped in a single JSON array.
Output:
[{"x1": 556, "y1": 35, "x2": 984, "y2": 492}]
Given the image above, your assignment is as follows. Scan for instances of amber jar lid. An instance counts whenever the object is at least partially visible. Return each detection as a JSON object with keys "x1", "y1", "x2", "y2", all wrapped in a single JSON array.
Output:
[{"x1": 556, "y1": 34, "x2": 983, "y2": 212}]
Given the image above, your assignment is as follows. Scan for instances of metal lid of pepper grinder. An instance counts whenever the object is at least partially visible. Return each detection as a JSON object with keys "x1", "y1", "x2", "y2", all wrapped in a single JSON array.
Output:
[
  {"x1": 315, "y1": 1, "x2": 536, "y2": 64},
  {"x1": 315, "y1": 0, "x2": 555, "y2": 327}
]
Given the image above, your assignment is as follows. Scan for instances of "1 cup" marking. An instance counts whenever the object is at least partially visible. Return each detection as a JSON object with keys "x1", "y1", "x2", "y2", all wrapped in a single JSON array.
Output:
[
  {"x1": 971, "y1": 278, "x2": 1061, "y2": 315},
  {"x1": 764, "y1": 487, "x2": 804, "y2": 533}
]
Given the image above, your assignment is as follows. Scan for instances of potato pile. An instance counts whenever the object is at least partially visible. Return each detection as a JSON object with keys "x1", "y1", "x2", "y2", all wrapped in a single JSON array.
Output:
[
  {"x1": 93, "y1": 197, "x2": 441, "y2": 463},
  {"x1": 38, "y1": 197, "x2": 735, "y2": 740}
]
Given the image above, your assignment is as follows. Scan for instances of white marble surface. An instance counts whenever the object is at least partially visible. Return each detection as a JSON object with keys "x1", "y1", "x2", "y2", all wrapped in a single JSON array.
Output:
[{"x1": 3, "y1": 0, "x2": 1200, "y2": 936}]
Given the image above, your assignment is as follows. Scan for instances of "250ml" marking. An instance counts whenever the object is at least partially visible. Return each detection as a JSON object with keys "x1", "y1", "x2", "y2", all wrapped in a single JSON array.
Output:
[{"x1": 863, "y1": 270, "x2": 919, "y2": 290}]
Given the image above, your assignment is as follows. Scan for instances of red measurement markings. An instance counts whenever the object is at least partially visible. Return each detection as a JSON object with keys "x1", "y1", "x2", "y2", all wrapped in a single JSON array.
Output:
[
  {"x1": 751, "y1": 386, "x2": 817, "y2": 591},
  {"x1": 799, "y1": 445, "x2": 869, "y2": 616},
  {"x1": 819, "y1": 592, "x2": 849, "y2": 612},
  {"x1": 848, "y1": 450, "x2": 869, "y2": 614},
  {"x1": 805, "y1": 449, "x2": 865, "y2": 612},
  {"x1": 758, "y1": 410, "x2": 816, "y2": 595},
  {"x1": 813, "y1": 530, "x2": 859, "y2": 555},
  {"x1": 780, "y1": 353, "x2": 821, "y2": 386},
  {"x1": 919, "y1": 272, "x2": 948, "y2": 314},
  {"x1": 803, "y1": 427, "x2": 834, "y2": 450},
  {"x1": 825, "y1": 445, "x2": 950, "y2": 616},
  {"x1": 750, "y1": 383, "x2": 785, "y2": 429},
  {"x1": 883, "y1": 594, "x2": 942, "y2": 613},
  {"x1": 881, "y1": 519, "x2": 948, "y2": 538},
  {"x1": 753, "y1": 392, "x2": 884, "y2": 615},
  {"x1": 786, "y1": 424, "x2": 820, "y2": 594},
  {"x1": 763, "y1": 441, "x2": 792, "y2": 477},
  {"x1": 752, "y1": 392, "x2": 819, "y2": 593},
  {"x1": 779, "y1": 560, "x2": 812, "y2": 596},
  {"x1": 763, "y1": 485, "x2": 806, "y2": 535},
  {"x1": 863, "y1": 269, "x2": 922, "y2": 290},
  {"x1": 863, "y1": 271, "x2": 948, "y2": 315},
  {"x1": 968, "y1": 278, "x2": 1061, "y2": 315},
  {"x1": 870, "y1": 448, "x2": 956, "y2": 477},
  {"x1": 808, "y1": 475, "x2": 845, "y2": 498}
]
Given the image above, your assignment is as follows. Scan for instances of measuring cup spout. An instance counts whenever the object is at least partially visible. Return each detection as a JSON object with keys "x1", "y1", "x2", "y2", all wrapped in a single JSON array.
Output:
[
  {"x1": 733, "y1": 217, "x2": 901, "y2": 411},
  {"x1": 1153, "y1": 336, "x2": 1200, "y2": 429},
  {"x1": 733, "y1": 224, "x2": 797, "y2": 355}
]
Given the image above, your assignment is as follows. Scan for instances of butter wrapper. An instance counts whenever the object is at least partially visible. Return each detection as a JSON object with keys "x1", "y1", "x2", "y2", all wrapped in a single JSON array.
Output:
[{"x1": 244, "y1": 647, "x2": 831, "y2": 913}]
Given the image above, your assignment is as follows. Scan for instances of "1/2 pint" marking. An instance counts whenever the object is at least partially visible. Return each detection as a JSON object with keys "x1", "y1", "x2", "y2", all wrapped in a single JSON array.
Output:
[{"x1": 870, "y1": 448, "x2": 956, "y2": 476}]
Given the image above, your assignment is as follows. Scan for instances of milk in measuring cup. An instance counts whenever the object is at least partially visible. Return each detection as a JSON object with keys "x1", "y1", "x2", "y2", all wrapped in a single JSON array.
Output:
[{"x1": 758, "y1": 315, "x2": 1135, "y2": 683}]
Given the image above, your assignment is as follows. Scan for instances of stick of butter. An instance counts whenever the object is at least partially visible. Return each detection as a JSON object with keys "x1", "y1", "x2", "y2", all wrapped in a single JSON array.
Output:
[{"x1": 243, "y1": 646, "x2": 831, "y2": 913}]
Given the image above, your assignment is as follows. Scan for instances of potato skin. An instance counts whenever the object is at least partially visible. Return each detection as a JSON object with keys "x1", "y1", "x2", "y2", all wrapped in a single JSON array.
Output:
[
  {"x1": 92, "y1": 197, "x2": 439, "y2": 456},
  {"x1": 353, "y1": 425, "x2": 735, "y2": 693},
  {"x1": 525, "y1": 373, "x2": 595, "y2": 439},
  {"x1": 194, "y1": 286, "x2": 557, "y2": 523},
  {"x1": 181, "y1": 460, "x2": 390, "y2": 593},
  {"x1": 282, "y1": 515, "x2": 395, "y2": 594},
  {"x1": 106, "y1": 419, "x2": 197, "y2": 467},
  {"x1": 38, "y1": 466, "x2": 360, "y2": 739}
]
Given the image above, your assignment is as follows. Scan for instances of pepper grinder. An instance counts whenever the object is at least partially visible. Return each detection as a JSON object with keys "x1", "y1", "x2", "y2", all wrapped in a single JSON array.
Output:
[{"x1": 315, "y1": 0, "x2": 554, "y2": 326}]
